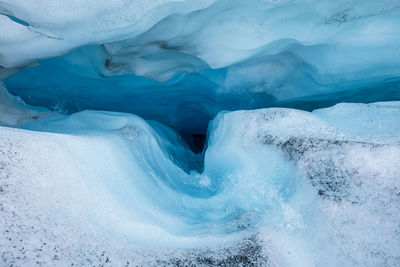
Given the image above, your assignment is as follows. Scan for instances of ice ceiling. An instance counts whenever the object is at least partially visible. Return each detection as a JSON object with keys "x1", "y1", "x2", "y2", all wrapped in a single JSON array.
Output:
[{"x1": 1, "y1": 0, "x2": 400, "y2": 266}]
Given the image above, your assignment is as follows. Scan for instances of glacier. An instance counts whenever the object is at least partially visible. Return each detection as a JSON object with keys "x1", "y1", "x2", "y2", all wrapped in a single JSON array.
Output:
[{"x1": 1, "y1": 0, "x2": 400, "y2": 266}]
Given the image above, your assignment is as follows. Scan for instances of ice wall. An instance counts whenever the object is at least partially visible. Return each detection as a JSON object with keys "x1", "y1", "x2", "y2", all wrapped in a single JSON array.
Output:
[
  {"x1": 2, "y1": 0, "x2": 400, "y2": 133},
  {"x1": 0, "y1": 83, "x2": 49, "y2": 125}
]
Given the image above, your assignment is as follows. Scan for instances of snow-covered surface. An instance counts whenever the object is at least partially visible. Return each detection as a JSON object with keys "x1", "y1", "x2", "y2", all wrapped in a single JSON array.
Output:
[{"x1": 1, "y1": 101, "x2": 399, "y2": 265}]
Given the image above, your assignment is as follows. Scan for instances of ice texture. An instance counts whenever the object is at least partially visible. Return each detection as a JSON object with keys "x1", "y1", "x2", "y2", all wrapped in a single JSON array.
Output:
[
  {"x1": 1, "y1": 101, "x2": 400, "y2": 265},
  {"x1": 2, "y1": 0, "x2": 400, "y2": 133},
  {"x1": 1, "y1": 0, "x2": 400, "y2": 265},
  {"x1": 0, "y1": 82, "x2": 49, "y2": 126}
]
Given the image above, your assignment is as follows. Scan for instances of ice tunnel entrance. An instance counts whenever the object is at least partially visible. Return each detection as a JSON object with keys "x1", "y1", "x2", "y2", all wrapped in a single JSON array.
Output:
[
  {"x1": 4, "y1": 38, "x2": 400, "y2": 142},
  {"x1": 183, "y1": 133, "x2": 207, "y2": 154}
]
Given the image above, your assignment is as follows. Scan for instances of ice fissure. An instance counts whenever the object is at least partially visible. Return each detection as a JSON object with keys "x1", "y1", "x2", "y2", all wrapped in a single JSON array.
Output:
[{"x1": 1, "y1": 0, "x2": 400, "y2": 266}]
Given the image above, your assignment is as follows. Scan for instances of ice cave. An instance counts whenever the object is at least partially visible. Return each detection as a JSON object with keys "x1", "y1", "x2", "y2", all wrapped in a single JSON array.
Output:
[{"x1": 0, "y1": 0, "x2": 400, "y2": 266}]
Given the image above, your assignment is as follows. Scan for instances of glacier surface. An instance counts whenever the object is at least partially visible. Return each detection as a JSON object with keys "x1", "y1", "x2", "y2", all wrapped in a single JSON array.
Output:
[
  {"x1": 1, "y1": 96, "x2": 400, "y2": 265},
  {"x1": 1, "y1": 0, "x2": 400, "y2": 266}
]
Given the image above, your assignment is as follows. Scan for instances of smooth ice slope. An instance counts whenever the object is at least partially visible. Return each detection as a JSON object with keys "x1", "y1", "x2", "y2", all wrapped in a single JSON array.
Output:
[
  {"x1": 1, "y1": 101, "x2": 400, "y2": 265},
  {"x1": 2, "y1": 0, "x2": 400, "y2": 133}
]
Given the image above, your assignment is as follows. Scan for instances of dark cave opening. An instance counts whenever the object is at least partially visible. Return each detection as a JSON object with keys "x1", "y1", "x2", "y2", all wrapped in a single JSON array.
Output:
[{"x1": 182, "y1": 133, "x2": 207, "y2": 154}]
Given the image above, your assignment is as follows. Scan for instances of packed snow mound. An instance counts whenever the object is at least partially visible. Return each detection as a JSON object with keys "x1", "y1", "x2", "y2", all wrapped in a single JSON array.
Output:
[
  {"x1": 2, "y1": 0, "x2": 400, "y2": 133},
  {"x1": 1, "y1": 101, "x2": 399, "y2": 265}
]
